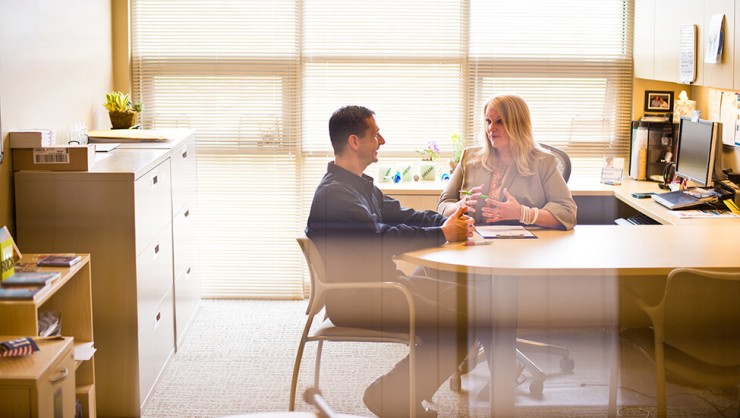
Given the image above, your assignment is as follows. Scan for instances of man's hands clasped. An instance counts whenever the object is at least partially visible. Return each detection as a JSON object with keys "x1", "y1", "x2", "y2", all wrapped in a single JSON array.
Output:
[{"x1": 441, "y1": 206, "x2": 475, "y2": 242}]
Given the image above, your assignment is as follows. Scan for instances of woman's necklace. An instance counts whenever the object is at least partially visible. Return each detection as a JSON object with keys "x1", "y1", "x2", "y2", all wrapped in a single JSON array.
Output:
[{"x1": 489, "y1": 161, "x2": 511, "y2": 197}]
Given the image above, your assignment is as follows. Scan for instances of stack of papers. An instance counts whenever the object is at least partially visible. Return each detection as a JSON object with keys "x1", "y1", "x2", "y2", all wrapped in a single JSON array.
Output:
[
  {"x1": 668, "y1": 209, "x2": 740, "y2": 219},
  {"x1": 476, "y1": 225, "x2": 537, "y2": 239},
  {"x1": 86, "y1": 129, "x2": 174, "y2": 142}
]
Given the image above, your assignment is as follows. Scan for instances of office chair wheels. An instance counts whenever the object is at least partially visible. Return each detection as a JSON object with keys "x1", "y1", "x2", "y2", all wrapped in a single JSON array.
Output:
[
  {"x1": 529, "y1": 378, "x2": 544, "y2": 395},
  {"x1": 449, "y1": 374, "x2": 462, "y2": 391},
  {"x1": 560, "y1": 356, "x2": 575, "y2": 372}
]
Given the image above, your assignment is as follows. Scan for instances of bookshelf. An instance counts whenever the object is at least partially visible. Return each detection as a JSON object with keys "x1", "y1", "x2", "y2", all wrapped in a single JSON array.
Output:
[{"x1": 0, "y1": 254, "x2": 95, "y2": 418}]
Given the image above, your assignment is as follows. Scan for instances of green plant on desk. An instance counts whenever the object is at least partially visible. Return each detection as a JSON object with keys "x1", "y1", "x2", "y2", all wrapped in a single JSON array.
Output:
[{"x1": 104, "y1": 91, "x2": 143, "y2": 129}]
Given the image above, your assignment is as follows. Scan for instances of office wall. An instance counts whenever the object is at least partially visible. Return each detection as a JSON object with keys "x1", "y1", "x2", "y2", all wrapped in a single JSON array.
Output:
[{"x1": 0, "y1": 0, "x2": 113, "y2": 233}]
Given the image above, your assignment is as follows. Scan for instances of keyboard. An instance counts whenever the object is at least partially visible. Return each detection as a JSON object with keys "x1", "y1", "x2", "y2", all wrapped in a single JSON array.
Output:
[{"x1": 614, "y1": 214, "x2": 660, "y2": 225}]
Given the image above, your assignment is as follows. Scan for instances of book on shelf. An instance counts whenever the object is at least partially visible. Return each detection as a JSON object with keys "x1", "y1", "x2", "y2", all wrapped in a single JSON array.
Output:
[
  {"x1": 1, "y1": 225, "x2": 22, "y2": 281},
  {"x1": 0, "y1": 285, "x2": 45, "y2": 300},
  {"x1": 1, "y1": 271, "x2": 61, "y2": 286},
  {"x1": 37, "y1": 254, "x2": 82, "y2": 267},
  {"x1": 38, "y1": 310, "x2": 62, "y2": 337}
]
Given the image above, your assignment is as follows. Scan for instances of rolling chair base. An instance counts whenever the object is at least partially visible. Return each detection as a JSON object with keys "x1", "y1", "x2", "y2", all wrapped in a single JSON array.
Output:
[{"x1": 450, "y1": 338, "x2": 575, "y2": 396}]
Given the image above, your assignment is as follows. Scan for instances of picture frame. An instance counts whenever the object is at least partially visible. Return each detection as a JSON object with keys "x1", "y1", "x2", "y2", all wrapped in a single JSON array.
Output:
[{"x1": 644, "y1": 90, "x2": 674, "y2": 113}]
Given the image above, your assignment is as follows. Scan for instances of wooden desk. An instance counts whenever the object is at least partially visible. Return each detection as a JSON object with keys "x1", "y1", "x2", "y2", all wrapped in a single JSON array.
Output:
[
  {"x1": 401, "y1": 224, "x2": 740, "y2": 417},
  {"x1": 382, "y1": 177, "x2": 740, "y2": 226}
]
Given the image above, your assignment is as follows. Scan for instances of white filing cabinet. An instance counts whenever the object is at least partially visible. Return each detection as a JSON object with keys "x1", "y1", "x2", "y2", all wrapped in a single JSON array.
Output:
[
  {"x1": 111, "y1": 131, "x2": 201, "y2": 349},
  {"x1": 14, "y1": 129, "x2": 200, "y2": 417}
]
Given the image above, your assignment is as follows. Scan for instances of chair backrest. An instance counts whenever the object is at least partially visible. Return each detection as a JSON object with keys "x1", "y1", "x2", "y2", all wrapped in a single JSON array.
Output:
[
  {"x1": 540, "y1": 143, "x2": 571, "y2": 183},
  {"x1": 296, "y1": 236, "x2": 328, "y2": 317},
  {"x1": 661, "y1": 268, "x2": 740, "y2": 367}
]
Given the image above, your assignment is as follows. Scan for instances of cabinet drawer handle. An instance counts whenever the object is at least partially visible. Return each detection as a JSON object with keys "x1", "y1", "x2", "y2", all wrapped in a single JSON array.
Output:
[
  {"x1": 49, "y1": 366, "x2": 69, "y2": 383},
  {"x1": 184, "y1": 209, "x2": 190, "y2": 218},
  {"x1": 186, "y1": 266, "x2": 192, "y2": 279},
  {"x1": 153, "y1": 244, "x2": 160, "y2": 257},
  {"x1": 151, "y1": 174, "x2": 159, "y2": 188},
  {"x1": 182, "y1": 150, "x2": 188, "y2": 159},
  {"x1": 154, "y1": 311, "x2": 162, "y2": 329}
]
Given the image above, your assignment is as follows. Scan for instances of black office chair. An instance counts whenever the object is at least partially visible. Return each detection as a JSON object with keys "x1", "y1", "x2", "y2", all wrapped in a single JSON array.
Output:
[
  {"x1": 541, "y1": 143, "x2": 572, "y2": 183},
  {"x1": 450, "y1": 143, "x2": 575, "y2": 396}
]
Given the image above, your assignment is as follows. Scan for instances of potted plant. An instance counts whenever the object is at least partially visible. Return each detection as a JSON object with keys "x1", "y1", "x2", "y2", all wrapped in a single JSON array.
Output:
[
  {"x1": 104, "y1": 91, "x2": 143, "y2": 129},
  {"x1": 449, "y1": 133, "x2": 464, "y2": 171},
  {"x1": 416, "y1": 140, "x2": 440, "y2": 161}
]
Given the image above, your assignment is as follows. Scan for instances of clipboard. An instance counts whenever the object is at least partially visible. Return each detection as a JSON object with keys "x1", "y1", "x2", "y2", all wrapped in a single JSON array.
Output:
[{"x1": 476, "y1": 225, "x2": 537, "y2": 239}]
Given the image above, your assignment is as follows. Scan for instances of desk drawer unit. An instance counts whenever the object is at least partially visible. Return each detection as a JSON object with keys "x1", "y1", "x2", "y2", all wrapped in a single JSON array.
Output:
[
  {"x1": 138, "y1": 287, "x2": 175, "y2": 406},
  {"x1": 135, "y1": 160, "x2": 172, "y2": 255},
  {"x1": 171, "y1": 140, "x2": 197, "y2": 213},
  {"x1": 0, "y1": 338, "x2": 76, "y2": 418},
  {"x1": 136, "y1": 227, "x2": 174, "y2": 330},
  {"x1": 173, "y1": 202, "x2": 201, "y2": 346}
]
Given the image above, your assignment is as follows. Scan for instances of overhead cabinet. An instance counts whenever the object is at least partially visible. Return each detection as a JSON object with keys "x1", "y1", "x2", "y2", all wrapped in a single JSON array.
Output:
[{"x1": 634, "y1": 0, "x2": 736, "y2": 89}]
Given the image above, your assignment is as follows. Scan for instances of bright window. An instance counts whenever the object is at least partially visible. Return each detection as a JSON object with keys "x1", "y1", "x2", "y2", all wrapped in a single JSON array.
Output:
[{"x1": 131, "y1": 0, "x2": 633, "y2": 298}]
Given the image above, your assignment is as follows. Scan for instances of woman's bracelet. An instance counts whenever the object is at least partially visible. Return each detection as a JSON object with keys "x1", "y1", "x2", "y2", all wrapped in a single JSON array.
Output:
[{"x1": 519, "y1": 205, "x2": 539, "y2": 225}]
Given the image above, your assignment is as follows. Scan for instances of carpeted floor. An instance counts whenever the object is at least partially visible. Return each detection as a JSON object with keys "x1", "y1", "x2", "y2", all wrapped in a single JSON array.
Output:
[{"x1": 141, "y1": 300, "x2": 738, "y2": 418}]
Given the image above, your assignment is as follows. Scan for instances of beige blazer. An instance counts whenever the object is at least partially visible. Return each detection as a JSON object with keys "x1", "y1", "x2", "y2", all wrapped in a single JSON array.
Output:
[{"x1": 438, "y1": 146, "x2": 577, "y2": 230}]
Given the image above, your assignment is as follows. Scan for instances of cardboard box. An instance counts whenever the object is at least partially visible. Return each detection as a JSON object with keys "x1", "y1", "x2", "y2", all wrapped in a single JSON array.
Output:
[
  {"x1": 12, "y1": 145, "x2": 95, "y2": 172},
  {"x1": 9, "y1": 130, "x2": 55, "y2": 148}
]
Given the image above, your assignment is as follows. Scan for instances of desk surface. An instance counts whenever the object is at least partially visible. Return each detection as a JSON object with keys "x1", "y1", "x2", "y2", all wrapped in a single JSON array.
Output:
[
  {"x1": 381, "y1": 177, "x2": 740, "y2": 226},
  {"x1": 402, "y1": 224, "x2": 740, "y2": 276}
]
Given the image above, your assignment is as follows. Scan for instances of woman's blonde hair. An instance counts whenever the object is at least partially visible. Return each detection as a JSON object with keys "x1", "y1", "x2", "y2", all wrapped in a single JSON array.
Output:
[{"x1": 473, "y1": 94, "x2": 547, "y2": 176}]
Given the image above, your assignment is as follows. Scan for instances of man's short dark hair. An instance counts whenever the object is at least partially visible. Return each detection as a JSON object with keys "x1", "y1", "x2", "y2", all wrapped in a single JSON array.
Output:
[{"x1": 328, "y1": 105, "x2": 375, "y2": 154}]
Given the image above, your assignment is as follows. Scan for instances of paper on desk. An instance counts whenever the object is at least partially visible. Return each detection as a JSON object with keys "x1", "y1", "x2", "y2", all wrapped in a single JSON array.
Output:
[
  {"x1": 86, "y1": 129, "x2": 173, "y2": 142},
  {"x1": 668, "y1": 209, "x2": 740, "y2": 219},
  {"x1": 476, "y1": 225, "x2": 536, "y2": 239},
  {"x1": 74, "y1": 342, "x2": 96, "y2": 361}
]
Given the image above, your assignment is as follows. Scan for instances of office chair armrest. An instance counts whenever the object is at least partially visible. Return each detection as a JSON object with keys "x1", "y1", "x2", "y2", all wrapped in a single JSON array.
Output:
[{"x1": 621, "y1": 283, "x2": 665, "y2": 339}]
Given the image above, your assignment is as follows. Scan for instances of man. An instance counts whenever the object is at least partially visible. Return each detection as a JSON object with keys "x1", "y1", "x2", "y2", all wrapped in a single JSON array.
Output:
[{"x1": 305, "y1": 105, "x2": 475, "y2": 417}]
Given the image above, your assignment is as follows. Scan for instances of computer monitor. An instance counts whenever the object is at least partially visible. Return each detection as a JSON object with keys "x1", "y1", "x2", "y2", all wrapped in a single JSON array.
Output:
[{"x1": 674, "y1": 116, "x2": 722, "y2": 188}]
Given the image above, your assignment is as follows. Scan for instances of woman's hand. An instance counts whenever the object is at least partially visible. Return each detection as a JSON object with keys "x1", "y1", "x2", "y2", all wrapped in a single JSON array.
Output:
[
  {"x1": 481, "y1": 188, "x2": 521, "y2": 223},
  {"x1": 460, "y1": 183, "x2": 485, "y2": 212}
]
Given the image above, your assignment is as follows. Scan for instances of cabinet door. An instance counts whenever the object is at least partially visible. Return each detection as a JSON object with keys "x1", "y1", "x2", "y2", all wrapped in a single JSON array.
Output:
[
  {"x1": 171, "y1": 140, "x2": 197, "y2": 214},
  {"x1": 703, "y1": 0, "x2": 734, "y2": 89},
  {"x1": 37, "y1": 347, "x2": 77, "y2": 418},
  {"x1": 654, "y1": 0, "x2": 704, "y2": 84},
  {"x1": 135, "y1": 160, "x2": 173, "y2": 255},
  {"x1": 634, "y1": 0, "x2": 656, "y2": 79}
]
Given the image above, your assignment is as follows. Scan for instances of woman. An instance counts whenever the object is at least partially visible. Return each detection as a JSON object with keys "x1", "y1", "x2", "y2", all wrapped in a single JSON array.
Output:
[{"x1": 438, "y1": 94, "x2": 577, "y2": 230}]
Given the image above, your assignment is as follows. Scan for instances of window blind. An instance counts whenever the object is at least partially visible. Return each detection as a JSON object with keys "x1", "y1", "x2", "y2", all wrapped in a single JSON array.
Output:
[{"x1": 131, "y1": 0, "x2": 633, "y2": 299}]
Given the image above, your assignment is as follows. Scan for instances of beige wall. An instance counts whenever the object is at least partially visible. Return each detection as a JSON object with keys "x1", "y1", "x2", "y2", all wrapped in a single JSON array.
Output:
[
  {"x1": 112, "y1": 0, "x2": 131, "y2": 92},
  {"x1": 0, "y1": 0, "x2": 113, "y2": 234}
]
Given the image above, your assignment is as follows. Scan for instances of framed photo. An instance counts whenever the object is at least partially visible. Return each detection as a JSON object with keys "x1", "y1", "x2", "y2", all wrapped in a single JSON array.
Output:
[{"x1": 644, "y1": 90, "x2": 674, "y2": 112}]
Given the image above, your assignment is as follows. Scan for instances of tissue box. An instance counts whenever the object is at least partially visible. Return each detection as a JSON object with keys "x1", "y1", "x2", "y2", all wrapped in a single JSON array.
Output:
[{"x1": 12, "y1": 145, "x2": 95, "y2": 172}]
